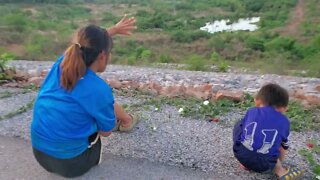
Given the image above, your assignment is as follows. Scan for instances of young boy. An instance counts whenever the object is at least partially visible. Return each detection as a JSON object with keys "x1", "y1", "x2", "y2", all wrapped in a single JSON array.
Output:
[{"x1": 233, "y1": 83, "x2": 303, "y2": 179}]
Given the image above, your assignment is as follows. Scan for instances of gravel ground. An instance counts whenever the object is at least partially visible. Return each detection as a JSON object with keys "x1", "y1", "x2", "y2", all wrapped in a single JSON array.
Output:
[
  {"x1": 0, "y1": 89, "x2": 36, "y2": 116},
  {"x1": 0, "y1": 136, "x2": 218, "y2": 180},
  {"x1": 0, "y1": 88, "x2": 319, "y2": 179}
]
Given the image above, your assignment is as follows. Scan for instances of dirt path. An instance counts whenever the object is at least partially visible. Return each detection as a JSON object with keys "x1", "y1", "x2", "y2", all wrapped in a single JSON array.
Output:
[{"x1": 278, "y1": 0, "x2": 305, "y2": 36}]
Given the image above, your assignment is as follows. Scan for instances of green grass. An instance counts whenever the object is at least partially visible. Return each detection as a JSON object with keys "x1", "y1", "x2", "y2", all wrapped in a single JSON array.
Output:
[
  {"x1": 0, "y1": 91, "x2": 14, "y2": 99},
  {"x1": 0, "y1": 100, "x2": 35, "y2": 121}
]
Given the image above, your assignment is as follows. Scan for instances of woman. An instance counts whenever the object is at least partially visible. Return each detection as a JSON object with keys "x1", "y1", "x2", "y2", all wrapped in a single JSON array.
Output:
[{"x1": 31, "y1": 15, "x2": 137, "y2": 178}]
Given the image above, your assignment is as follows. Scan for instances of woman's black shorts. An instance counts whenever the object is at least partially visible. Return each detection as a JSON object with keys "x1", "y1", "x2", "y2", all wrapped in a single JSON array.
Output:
[{"x1": 33, "y1": 133, "x2": 101, "y2": 178}]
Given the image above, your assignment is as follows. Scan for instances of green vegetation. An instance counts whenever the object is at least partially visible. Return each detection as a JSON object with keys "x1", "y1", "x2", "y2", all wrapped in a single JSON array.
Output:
[
  {"x1": 117, "y1": 90, "x2": 320, "y2": 131},
  {"x1": 0, "y1": 89, "x2": 33, "y2": 99},
  {"x1": 0, "y1": 53, "x2": 15, "y2": 80},
  {"x1": 0, "y1": 0, "x2": 320, "y2": 77},
  {"x1": 299, "y1": 140, "x2": 320, "y2": 178},
  {"x1": 0, "y1": 100, "x2": 35, "y2": 121}
]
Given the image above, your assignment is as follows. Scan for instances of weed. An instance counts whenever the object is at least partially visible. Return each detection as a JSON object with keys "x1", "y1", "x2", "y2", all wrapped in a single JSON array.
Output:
[
  {"x1": 218, "y1": 61, "x2": 229, "y2": 72},
  {"x1": 0, "y1": 91, "x2": 14, "y2": 99},
  {"x1": 299, "y1": 140, "x2": 320, "y2": 178},
  {"x1": 286, "y1": 101, "x2": 320, "y2": 132},
  {"x1": 0, "y1": 100, "x2": 35, "y2": 121},
  {"x1": 186, "y1": 55, "x2": 208, "y2": 71},
  {"x1": 23, "y1": 83, "x2": 39, "y2": 91}
]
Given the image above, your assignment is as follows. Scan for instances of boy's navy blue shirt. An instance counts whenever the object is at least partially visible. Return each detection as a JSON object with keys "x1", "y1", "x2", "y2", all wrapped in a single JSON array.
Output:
[
  {"x1": 237, "y1": 106, "x2": 290, "y2": 156},
  {"x1": 31, "y1": 55, "x2": 116, "y2": 159}
]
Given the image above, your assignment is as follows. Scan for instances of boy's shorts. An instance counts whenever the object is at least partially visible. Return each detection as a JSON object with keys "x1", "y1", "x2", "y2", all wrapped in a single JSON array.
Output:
[{"x1": 233, "y1": 120, "x2": 278, "y2": 173}]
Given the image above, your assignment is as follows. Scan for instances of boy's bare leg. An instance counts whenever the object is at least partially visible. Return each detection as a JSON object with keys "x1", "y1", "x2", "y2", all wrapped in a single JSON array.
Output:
[
  {"x1": 274, "y1": 159, "x2": 287, "y2": 177},
  {"x1": 274, "y1": 147, "x2": 288, "y2": 176},
  {"x1": 279, "y1": 146, "x2": 287, "y2": 162},
  {"x1": 114, "y1": 103, "x2": 132, "y2": 128}
]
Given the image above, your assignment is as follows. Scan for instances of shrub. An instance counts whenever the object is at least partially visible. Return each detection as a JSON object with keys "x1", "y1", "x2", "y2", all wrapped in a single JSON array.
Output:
[
  {"x1": 208, "y1": 36, "x2": 227, "y2": 52},
  {"x1": 245, "y1": 36, "x2": 265, "y2": 51},
  {"x1": 265, "y1": 37, "x2": 296, "y2": 52},
  {"x1": 172, "y1": 30, "x2": 210, "y2": 43},
  {"x1": 186, "y1": 55, "x2": 208, "y2": 71},
  {"x1": 158, "y1": 55, "x2": 173, "y2": 63},
  {"x1": 175, "y1": 3, "x2": 195, "y2": 10},
  {"x1": 172, "y1": 31, "x2": 192, "y2": 43},
  {"x1": 210, "y1": 52, "x2": 220, "y2": 62},
  {"x1": 140, "y1": 49, "x2": 152, "y2": 60},
  {"x1": 0, "y1": 53, "x2": 15, "y2": 80},
  {"x1": 218, "y1": 60, "x2": 228, "y2": 72},
  {"x1": 4, "y1": 13, "x2": 29, "y2": 32}
]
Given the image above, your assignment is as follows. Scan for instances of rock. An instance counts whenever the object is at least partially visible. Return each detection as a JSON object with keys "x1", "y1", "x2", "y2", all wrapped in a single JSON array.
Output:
[
  {"x1": 2, "y1": 82, "x2": 19, "y2": 88},
  {"x1": 211, "y1": 84, "x2": 224, "y2": 93},
  {"x1": 121, "y1": 81, "x2": 139, "y2": 90},
  {"x1": 149, "y1": 82, "x2": 162, "y2": 94},
  {"x1": 315, "y1": 85, "x2": 320, "y2": 92},
  {"x1": 305, "y1": 95, "x2": 320, "y2": 106},
  {"x1": 27, "y1": 68, "x2": 42, "y2": 77},
  {"x1": 215, "y1": 90, "x2": 244, "y2": 102},
  {"x1": 28, "y1": 77, "x2": 44, "y2": 87},
  {"x1": 185, "y1": 85, "x2": 211, "y2": 99},
  {"x1": 106, "y1": 79, "x2": 122, "y2": 89},
  {"x1": 13, "y1": 71, "x2": 30, "y2": 81},
  {"x1": 40, "y1": 69, "x2": 49, "y2": 78},
  {"x1": 4, "y1": 69, "x2": 16, "y2": 78},
  {"x1": 292, "y1": 89, "x2": 306, "y2": 100},
  {"x1": 200, "y1": 84, "x2": 213, "y2": 92},
  {"x1": 137, "y1": 83, "x2": 149, "y2": 92},
  {"x1": 160, "y1": 85, "x2": 185, "y2": 98}
]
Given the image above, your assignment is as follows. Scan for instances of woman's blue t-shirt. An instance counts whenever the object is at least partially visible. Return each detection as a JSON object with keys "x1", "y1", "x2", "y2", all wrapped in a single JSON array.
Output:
[{"x1": 31, "y1": 55, "x2": 116, "y2": 159}]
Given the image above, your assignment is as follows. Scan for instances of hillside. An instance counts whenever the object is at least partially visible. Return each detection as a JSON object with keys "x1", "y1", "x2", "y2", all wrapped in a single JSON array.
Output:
[{"x1": 0, "y1": 0, "x2": 319, "y2": 77}]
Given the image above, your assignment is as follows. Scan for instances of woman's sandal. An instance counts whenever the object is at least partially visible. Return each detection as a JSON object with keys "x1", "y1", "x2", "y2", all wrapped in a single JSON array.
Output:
[
  {"x1": 278, "y1": 167, "x2": 303, "y2": 180},
  {"x1": 112, "y1": 119, "x2": 121, "y2": 131},
  {"x1": 119, "y1": 114, "x2": 138, "y2": 132}
]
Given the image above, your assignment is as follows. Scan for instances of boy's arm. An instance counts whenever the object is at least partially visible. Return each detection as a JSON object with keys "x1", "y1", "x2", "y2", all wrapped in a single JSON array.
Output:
[{"x1": 281, "y1": 119, "x2": 290, "y2": 150}]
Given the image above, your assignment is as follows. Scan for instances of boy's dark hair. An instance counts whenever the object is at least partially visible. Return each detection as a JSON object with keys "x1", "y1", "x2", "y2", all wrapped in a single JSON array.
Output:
[{"x1": 256, "y1": 83, "x2": 289, "y2": 107}]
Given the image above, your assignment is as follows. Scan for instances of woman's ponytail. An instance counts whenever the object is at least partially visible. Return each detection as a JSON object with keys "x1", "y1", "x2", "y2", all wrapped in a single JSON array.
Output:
[{"x1": 60, "y1": 44, "x2": 86, "y2": 91}]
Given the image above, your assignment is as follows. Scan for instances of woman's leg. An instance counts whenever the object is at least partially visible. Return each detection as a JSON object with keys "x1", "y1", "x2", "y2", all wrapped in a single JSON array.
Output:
[{"x1": 114, "y1": 103, "x2": 133, "y2": 128}]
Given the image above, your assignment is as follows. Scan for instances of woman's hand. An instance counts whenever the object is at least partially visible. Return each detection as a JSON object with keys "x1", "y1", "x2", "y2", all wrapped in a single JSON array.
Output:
[{"x1": 107, "y1": 14, "x2": 137, "y2": 36}]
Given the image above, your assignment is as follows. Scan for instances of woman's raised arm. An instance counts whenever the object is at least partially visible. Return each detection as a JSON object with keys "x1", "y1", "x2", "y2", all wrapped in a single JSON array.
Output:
[{"x1": 107, "y1": 14, "x2": 137, "y2": 37}]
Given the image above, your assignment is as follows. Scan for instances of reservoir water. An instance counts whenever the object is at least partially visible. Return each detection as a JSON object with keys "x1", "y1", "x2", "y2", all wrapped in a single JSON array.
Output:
[{"x1": 200, "y1": 17, "x2": 260, "y2": 34}]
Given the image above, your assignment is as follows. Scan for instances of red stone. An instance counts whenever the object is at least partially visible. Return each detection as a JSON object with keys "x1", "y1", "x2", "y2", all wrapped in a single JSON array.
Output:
[
  {"x1": 28, "y1": 77, "x2": 44, "y2": 88},
  {"x1": 305, "y1": 95, "x2": 320, "y2": 106},
  {"x1": 13, "y1": 71, "x2": 30, "y2": 81},
  {"x1": 40, "y1": 69, "x2": 48, "y2": 78},
  {"x1": 210, "y1": 117, "x2": 220, "y2": 122},
  {"x1": 106, "y1": 79, "x2": 122, "y2": 89},
  {"x1": 149, "y1": 82, "x2": 162, "y2": 94},
  {"x1": 307, "y1": 143, "x2": 314, "y2": 149},
  {"x1": 292, "y1": 89, "x2": 306, "y2": 100},
  {"x1": 185, "y1": 85, "x2": 211, "y2": 99},
  {"x1": 215, "y1": 90, "x2": 244, "y2": 102}
]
